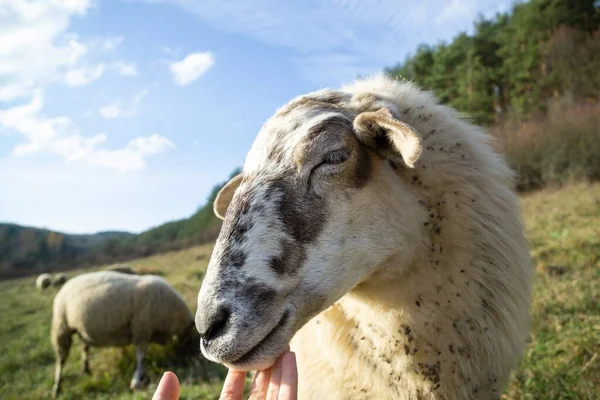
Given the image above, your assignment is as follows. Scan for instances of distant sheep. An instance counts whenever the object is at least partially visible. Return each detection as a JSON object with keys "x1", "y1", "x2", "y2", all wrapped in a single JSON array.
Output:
[
  {"x1": 36, "y1": 273, "x2": 52, "y2": 291},
  {"x1": 52, "y1": 273, "x2": 67, "y2": 288},
  {"x1": 108, "y1": 264, "x2": 136, "y2": 275},
  {"x1": 51, "y1": 271, "x2": 197, "y2": 398}
]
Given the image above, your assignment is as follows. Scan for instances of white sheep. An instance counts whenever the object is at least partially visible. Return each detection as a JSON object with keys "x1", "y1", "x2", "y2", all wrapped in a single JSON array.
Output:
[
  {"x1": 195, "y1": 74, "x2": 533, "y2": 399},
  {"x1": 36, "y1": 273, "x2": 52, "y2": 291},
  {"x1": 107, "y1": 264, "x2": 136, "y2": 274},
  {"x1": 52, "y1": 273, "x2": 67, "y2": 288},
  {"x1": 51, "y1": 270, "x2": 196, "y2": 399}
]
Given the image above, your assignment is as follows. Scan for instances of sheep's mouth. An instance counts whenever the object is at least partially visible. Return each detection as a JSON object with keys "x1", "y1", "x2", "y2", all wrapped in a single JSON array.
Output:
[{"x1": 229, "y1": 310, "x2": 290, "y2": 366}]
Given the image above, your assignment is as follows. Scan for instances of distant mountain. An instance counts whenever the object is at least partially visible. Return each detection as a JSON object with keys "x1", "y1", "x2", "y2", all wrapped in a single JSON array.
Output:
[
  {"x1": 0, "y1": 168, "x2": 241, "y2": 280},
  {"x1": 0, "y1": 224, "x2": 133, "y2": 279}
]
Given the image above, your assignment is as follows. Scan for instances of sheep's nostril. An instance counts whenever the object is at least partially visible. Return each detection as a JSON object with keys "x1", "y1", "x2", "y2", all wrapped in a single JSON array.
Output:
[{"x1": 197, "y1": 305, "x2": 230, "y2": 344}]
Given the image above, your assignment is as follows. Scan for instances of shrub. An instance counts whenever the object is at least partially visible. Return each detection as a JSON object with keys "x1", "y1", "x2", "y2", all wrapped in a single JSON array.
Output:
[{"x1": 495, "y1": 97, "x2": 600, "y2": 192}]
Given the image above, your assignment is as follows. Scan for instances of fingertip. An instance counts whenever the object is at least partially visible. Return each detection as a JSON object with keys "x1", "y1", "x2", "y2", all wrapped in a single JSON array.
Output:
[
  {"x1": 279, "y1": 351, "x2": 298, "y2": 400},
  {"x1": 220, "y1": 368, "x2": 247, "y2": 400},
  {"x1": 282, "y1": 350, "x2": 297, "y2": 366},
  {"x1": 164, "y1": 370, "x2": 179, "y2": 382},
  {"x1": 152, "y1": 371, "x2": 180, "y2": 400}
]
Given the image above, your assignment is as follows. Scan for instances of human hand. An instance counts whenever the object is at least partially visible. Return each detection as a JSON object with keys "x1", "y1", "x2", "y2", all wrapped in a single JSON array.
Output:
[{"x1": 152, "y1": 350, "x2": 298, "y2": 400}]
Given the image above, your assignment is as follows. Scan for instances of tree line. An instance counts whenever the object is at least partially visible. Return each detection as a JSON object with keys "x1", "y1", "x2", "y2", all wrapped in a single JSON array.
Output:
[
  {"x1": 386, "y1": 0, "x2": 600, "y2": 191},
  {"x1": 386, "y1": 0, "x2": 600, "y2": 125}
]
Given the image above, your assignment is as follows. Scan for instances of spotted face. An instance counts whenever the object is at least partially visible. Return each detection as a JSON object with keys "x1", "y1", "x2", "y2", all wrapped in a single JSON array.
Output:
[{"x1": 195, "y1": 89, "x2": 426, "y2": 370}]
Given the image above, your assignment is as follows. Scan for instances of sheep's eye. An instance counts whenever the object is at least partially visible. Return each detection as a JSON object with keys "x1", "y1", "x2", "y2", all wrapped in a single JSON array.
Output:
[
  {"x1": 322, "y1": 148, "x2": 351, "y2": 165},
  {"x1": 308, "y1": 148, "x2": 351, "y2": 186}
]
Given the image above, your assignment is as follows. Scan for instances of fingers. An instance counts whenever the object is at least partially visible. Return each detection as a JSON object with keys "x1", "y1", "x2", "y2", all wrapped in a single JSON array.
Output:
[
  {"x1": 265, "y1": 353, "x2": 284, "y2": 400},
  {"x1": 219, "y1": 369, "x2": 247, "y2": 400},
  {"x1": 152, "y1": 371, "x2": 180, "y2": 400},
  {"x1": 248, "y1": 369, "x2": 272, "y2": 400},
  {"x1": 278, "y1": 352, "x2": 298, "y2": 400},
  {"x1": 151, "y1": 352, "x2": 298, "y2": 400}
]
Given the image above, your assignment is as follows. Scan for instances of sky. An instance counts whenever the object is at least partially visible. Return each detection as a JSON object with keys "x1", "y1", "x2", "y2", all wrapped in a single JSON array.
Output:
[{"x1": 0, "y1": 0, "x2": 514, "y2": 234}]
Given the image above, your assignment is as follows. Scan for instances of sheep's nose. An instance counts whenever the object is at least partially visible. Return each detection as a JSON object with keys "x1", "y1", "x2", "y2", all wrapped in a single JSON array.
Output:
[{"x1": 196, "y1": 305, "x2": 230, "y2": 345}]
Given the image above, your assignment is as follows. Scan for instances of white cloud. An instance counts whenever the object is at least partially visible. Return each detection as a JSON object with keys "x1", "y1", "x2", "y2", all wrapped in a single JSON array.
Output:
[
  {"x1": 98, "y1": 87, "x2": 151, "y2": 119},
  {"x1": 102, "y1": 35, "x2": 124, "y2": 50},
  {"x1": 128, "y1": 135, "x2": 176, "y2": 156},
  {"x1": 0, "y1": 0, "x2": 93, "y2": 101},
  {"x1": 64, "y1": 62, "x2": 137, "y2": 86},
  {"x1": 112, "y1": 61, "x2": 138, "y2": 76},
  {"x1": 99, "y1": 104, "x2": 122, "y2": 119},
  {"x1": 0, "y1": 1, "x2": 138, "y2": 101},
  {"x1": 0, "y1": 92, "x2": 175, "y2": 173},
  {"x1": 169, "y1": 51, "x2": 215, "y2": 86},
  {"x1": 64, "y1": 64, "x2": 106, "y2": 86}
]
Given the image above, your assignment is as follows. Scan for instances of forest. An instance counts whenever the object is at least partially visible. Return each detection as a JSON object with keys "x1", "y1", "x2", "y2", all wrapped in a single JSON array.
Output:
[{"x1": 386, "y1": 0, "x2": 600, "y2": 191}]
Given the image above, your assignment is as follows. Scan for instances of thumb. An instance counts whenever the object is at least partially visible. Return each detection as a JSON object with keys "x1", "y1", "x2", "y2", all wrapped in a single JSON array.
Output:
[{"x1": 152, "y1": 371, "x2": 180, "y2": 400}]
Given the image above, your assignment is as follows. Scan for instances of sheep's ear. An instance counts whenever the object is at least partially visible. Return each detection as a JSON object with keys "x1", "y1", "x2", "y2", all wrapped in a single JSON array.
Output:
[
  {"x1": 214, "y1": 173, "x2": 243, "y2": 220},
  {"x1": 353, "y1": 108, "x2": 423, "y2": 168}
]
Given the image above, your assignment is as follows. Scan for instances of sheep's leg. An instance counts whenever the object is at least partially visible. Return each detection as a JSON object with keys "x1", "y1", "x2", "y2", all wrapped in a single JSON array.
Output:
[
  {"x1": 129, "y1": 344, "x2": 148, "y2": 390},
  {"x1": 80, "y1": 343, "x2": 91, "y2": 374},
  {"x1": 52, "y1": 330, "x2": 72, "y2": 399}
]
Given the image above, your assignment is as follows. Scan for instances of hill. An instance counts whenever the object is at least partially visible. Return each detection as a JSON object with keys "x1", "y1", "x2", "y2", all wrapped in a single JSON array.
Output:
[
  {"x1": 0, "y1": 167, "x2": 241, "y2": 280},
  {"x1": 0, "y1": 224, "x2": 133, "y2": 279},
  {"x1": 0, "y1": 183, "x2": 598, "y2": 399}
]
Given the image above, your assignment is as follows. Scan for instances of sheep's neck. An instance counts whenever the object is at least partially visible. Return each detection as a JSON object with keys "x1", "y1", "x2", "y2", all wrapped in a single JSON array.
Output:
[
  {"x1": 314, "y1": 250, "x2": 470, "y2": 392},
  {"x1": 311, "y1": 234, "x2": 505, "y2": 399}
]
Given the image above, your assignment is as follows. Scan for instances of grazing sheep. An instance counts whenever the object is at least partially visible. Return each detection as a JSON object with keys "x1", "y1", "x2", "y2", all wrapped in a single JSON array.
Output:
[
  {"x1": 195, "y1": 74, "x2": 533, "y2": 399},
  {"x1": 51, "y1": 271, "x2": 197, "y2": 398},
  {"x1": 108, "y1": 264, "x2": 136, "y2": 274},
  {"x1": 52, "y1": 273, "x2": 67, "y2": 288},
  {"x1": 36, "y1": 273, "x2": 52, "y2": 290}
]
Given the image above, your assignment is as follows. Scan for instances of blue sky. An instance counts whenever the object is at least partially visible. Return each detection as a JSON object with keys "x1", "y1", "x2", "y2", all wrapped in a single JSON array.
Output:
[{"x1": 0, "y1": 0, "x2": 514, "y2": 234}]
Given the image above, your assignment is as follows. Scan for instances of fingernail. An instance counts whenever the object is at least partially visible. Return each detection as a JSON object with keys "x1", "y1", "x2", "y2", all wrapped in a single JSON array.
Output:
[{"x1": 283, "y1": 351, "x2": 296, "y2": 364}]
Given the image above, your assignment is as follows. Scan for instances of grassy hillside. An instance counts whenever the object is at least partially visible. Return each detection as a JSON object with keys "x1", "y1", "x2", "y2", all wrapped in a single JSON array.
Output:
[
  {"x1": 0, "y1": 243, "x2": 241, "y2": 400},
  {"x1": 0, "y1": 184, "x2": 598, "y2": 399},
  {"x1": 0, "y1": 168, "x2": 241, "y2": 280},
  {"x1": 504, "y1": 183, "x2": 600, "y2": 399}
]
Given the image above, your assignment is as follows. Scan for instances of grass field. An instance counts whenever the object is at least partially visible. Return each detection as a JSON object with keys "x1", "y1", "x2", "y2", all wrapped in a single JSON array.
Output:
[{"x1": 0, "y1": 184, "x2": 598, "y2": 400}]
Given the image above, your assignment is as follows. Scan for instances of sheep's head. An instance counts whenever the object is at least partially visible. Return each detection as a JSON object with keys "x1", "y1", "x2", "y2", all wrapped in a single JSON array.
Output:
[{"x1": 196, "y1": 88, "x2": 427, "y2": 370}]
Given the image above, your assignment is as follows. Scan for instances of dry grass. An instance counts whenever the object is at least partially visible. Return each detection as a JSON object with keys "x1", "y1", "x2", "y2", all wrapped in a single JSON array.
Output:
[
  {"x1": 503, "y1": 183, "x2": 600, "y2": 399},
  {"x1": 0, "y1": 184, "x2": 599, "y2": 399}
]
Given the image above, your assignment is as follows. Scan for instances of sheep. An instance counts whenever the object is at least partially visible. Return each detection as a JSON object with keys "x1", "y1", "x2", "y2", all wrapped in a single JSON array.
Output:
[
  {"x1": 52, "y1": 273, "x2": 67, "y2": 288},
  {"x1": 195, "y1": 74, "x2": 533, "y2": 400},
  {"x1": 107, "y1": 263, "x2": 136, "y2": 274},
  {"x1": 51, "y1": 270, "x2": 197, "y2": 399},
  {"x1": 36, "y1": 273, "x2": 52, "y2": 291}
]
